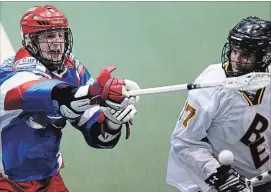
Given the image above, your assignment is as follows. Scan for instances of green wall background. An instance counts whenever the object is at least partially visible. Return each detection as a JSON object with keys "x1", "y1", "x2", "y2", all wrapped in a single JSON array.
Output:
[{"x1": 1, "y1": 2, "x2": 270, "y2": 192}]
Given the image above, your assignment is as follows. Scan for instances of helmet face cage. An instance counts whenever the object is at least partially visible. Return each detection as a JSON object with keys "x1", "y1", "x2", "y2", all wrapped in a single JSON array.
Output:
[
  {"x1": 23, "y1": 28, "x2": 73, "y2": 72},
  {"x1": 221, "y1": 17, "x2": 271, "y2": 77},
  {"x1": 221, "y1": 40, "x2": 266, "y2": 77}
]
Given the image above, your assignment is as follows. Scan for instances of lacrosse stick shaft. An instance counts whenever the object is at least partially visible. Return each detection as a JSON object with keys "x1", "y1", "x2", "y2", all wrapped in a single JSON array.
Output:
[
  {"x1": 249, "y1": 170, "x2": 271, "y2": 186},
  {"x1": 125, "y1": 82, "x2": 222, "y2": 97},
  {"x1": 219, "y1": 150, "x2": 271, "y2": 187},
  {"x1": 125, "y1": 72, "x2": 270, "y2": 97},
  {"x1": 125, "y1": 84, "x2": 189, "y2": 96}
]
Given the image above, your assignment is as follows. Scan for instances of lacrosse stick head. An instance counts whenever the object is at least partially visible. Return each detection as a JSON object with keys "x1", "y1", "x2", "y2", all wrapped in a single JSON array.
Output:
[{"x1": 223, "y1": 72, "x2": 270, "y2": 91}]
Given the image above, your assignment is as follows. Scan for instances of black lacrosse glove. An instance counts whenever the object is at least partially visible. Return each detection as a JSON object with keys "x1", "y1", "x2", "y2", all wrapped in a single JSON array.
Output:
[{"x1": 205, "y1": 165, "x2": 251, "y2": 192}]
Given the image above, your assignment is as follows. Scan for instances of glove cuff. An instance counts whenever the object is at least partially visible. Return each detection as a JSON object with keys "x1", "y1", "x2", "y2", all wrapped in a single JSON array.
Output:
[
  {"x1": 105, "y1": 119, "x2": 122, "y2": 130},
  {"x1": 205, "y1": 165, "x2": 231, "y2": 187}
]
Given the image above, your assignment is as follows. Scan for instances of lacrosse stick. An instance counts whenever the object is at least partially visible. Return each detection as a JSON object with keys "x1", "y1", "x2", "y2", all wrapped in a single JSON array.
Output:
[
  {"x1": 218, "y1": 150, "x2": 253, "y2": 192},
  {"x1": 124, "y1": 72, "x2": 270, "y2": 97},
  {"x1": 219, "y1": 150, "x2": 271, "y2": 191},
  {"x1": 250, "y1": 170, "x2": 271, "y2": 187}
]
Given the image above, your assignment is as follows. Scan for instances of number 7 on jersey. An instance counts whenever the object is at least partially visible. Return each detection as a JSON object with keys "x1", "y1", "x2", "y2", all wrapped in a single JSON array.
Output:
[{"x1": 179, "y1": 101, "x2": 197, "y2": 128}]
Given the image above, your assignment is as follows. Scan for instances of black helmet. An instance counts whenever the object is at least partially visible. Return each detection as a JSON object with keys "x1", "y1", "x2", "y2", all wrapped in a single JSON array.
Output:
[{"x1": 221, "y1": 16, "x2": 271, "y2": 77}]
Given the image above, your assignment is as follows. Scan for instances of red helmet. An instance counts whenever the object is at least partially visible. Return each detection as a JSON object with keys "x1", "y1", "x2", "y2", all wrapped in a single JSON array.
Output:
[
  {"x1": 20, "y1": 5, "x2": 73, "y2": 72},
  {"x1": 20, "y1": 5, "x2": 68, "y2": 34}
]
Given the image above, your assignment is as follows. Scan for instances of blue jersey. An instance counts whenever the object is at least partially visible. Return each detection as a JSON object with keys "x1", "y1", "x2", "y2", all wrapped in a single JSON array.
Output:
[{"x1": 0, "y1": 48, "x2": 105, "y2": 182}]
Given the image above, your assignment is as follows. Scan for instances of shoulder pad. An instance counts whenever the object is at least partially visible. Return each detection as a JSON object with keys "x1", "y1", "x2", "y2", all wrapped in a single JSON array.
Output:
[{"x1": 194, "y1": 63, "x2": 226, "y2": 84}]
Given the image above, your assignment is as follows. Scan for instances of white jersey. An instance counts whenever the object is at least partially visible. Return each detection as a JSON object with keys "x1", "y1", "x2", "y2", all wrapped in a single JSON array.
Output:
[{"x1": 166, "y1": 64, "x2": 271, "y2": 192}]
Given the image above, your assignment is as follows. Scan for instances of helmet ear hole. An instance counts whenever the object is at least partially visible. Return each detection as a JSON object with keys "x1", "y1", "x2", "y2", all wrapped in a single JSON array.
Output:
[{"x1": 23, "y1": 34, "x2": 39, "y2": 55}]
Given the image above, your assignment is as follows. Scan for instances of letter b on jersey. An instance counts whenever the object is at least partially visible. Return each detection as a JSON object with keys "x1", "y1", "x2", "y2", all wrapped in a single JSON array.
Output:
[{"x1": 240, "y1": 113, "x2": 269, "y2": 169}]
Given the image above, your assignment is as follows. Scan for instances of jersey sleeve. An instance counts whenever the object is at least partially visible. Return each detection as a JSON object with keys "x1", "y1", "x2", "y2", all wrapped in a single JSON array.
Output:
[
  {"x1": 70, "y1": 54, "x2": 94, "y2": 86},
  {"x1": 1, "y1": 71, "x2": 76, "y2": 113},
  {"x1": 79, "y1": 66, "x2": 94, "y2": 86},
  {"x1": 1, "y1": 56, "x2": 14, "y2": 71},
  {"x1": 170, "y1": 88, "x2": 220, "y2": 187}
]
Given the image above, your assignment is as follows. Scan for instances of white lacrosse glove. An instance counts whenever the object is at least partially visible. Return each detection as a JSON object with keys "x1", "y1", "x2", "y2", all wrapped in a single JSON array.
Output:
[
  {"x1": 104, "y1": 105, "x2": 137, "y2": 129},
  {"x1": 103, "y1": 79, "x2": 140, "y2": 111},
  {"x1": 124, "y1": 79, "x2": 140, "y2": 101},
  {"x1": 103, "y1": 79, "x2": 140, "y2": 139},
  {"x1": 103, "y1": 100, "x2": 137, "y2": 139}
]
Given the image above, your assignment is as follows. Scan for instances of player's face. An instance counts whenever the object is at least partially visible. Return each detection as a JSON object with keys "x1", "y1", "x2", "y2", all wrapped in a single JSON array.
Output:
[
  {"x1": 38, "y1": 30, "x2": 65, "y2": 62},
  {"x1": 230, "y1": 48, "x2": 256, "y2": 73}
]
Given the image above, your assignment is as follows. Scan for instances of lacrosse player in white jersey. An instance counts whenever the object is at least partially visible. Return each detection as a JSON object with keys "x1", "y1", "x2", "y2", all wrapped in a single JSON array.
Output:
[{"x1": 166, "y1": 16, "x2": 271, "y2": 192}]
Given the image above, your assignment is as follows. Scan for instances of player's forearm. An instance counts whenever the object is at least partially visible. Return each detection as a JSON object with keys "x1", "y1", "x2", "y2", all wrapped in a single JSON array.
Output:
[
  {"x1": 171, "y1": 136, "x2": 220, "y2": 182},
  {"x1": 70, "y1": 111, "x2": 122, "y2": 149},
  {"x1": 3, "y1": 69, "x2": 101, "y2": 116},
  {"x1": 4, "y1": 78, "x2": 69, "y2": 113}
]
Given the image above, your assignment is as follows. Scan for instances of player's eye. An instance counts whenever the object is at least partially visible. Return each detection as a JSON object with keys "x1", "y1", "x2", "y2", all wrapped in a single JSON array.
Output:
[
  {"x1": 46, "y1": 33, "x2": 56, "y2": 39},
  {"x1": 241, "y1": 51, "x2": 254, "y2": 58},
  {"x1": 58, "y1": 32, "x2": 64, "y2": 38}
]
